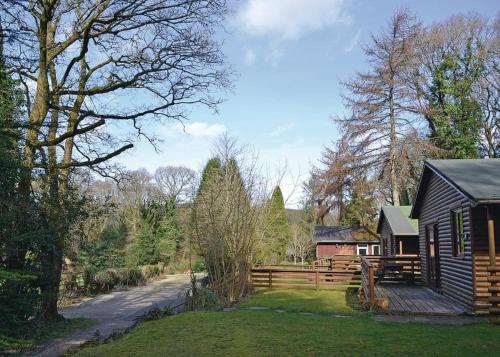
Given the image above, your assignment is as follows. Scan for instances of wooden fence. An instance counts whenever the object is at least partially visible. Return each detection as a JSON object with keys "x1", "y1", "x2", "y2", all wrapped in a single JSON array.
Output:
[
  {"x1": 252, "y1": 256, "x2": 362, "y2": 290},
  {"x1": 473, "y1": 254, "x2": 500, "y2": 314}
]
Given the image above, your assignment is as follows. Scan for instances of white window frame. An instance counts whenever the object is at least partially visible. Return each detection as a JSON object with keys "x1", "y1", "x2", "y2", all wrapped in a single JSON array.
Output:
[
  {"x1": 357, "y1": 244, "x2": 368, "y2": 256},
  {"x1": 372, "y1": 244, "x2": 380, "y2": 256}
]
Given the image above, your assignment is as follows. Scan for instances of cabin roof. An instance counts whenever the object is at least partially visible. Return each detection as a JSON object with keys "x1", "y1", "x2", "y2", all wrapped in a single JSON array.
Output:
[
  {"x1": 314, "y1": 225, "x2": 379, "y2": 244},
  {"x1": 411, "y1": 159, "x2": 500, "y2": 218},
  {"x1": 376, "y1": 205, "x2": 418, "y2": 236}
]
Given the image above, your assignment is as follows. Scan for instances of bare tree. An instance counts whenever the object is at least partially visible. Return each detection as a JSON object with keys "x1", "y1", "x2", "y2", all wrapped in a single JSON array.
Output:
[
  {"x1": 288, "y1": 222, "x2": 314, "y2": 264},
  {"x1": 1, "y1": 0, "x2": 230, "y2": 319},
  {"x1": 337, "y1": 9, "x2": 423, "y2": 206},
  {"x1": 191, "y1": 137, "x2": 263, "y2": 305},
  {"x1": 155, "y1": 166, "x2": 197, "y2": 203}
]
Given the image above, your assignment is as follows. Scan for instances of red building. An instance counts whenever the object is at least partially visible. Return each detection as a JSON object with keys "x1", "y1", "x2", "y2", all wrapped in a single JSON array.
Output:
[{"x1": 314, "y1": 225, "x2": 380, "y2": 258}]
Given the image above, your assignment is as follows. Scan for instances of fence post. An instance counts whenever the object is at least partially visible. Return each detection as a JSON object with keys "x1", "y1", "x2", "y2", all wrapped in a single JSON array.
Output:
[
  {"x1": 269, "y1": 269, "x2": 272, "y2": 289},
  {"x1": 315, "y1": 270, "x2": 319, "y2": 290},
  {"x1": 411, "y1": 259, "x2": 415, "y2": 277},
  {"x1": 368, "y1": 265, "x2": 375, "y2": 307}
]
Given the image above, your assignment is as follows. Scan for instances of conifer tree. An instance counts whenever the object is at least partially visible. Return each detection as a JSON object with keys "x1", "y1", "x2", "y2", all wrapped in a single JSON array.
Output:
[{"x1": 261, "y1": 186, "x2": 292, "y2": 264}]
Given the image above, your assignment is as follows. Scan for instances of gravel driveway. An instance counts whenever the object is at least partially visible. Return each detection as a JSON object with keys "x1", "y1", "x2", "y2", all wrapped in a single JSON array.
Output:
[{"x1": 28, "y1": 274, "x2": 192, "y2": 357}]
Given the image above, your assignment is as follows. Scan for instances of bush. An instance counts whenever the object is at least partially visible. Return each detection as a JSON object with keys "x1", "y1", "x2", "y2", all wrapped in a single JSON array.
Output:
[
  {"x1": 136, "y1": 306, "x2": 174, "y2": 323},
  {"x1": 192, "y1": 258, "x2": 206, "y2": 273},
  {"x1": 141, "y1": 265, "x2": 160, "y2": 279}
]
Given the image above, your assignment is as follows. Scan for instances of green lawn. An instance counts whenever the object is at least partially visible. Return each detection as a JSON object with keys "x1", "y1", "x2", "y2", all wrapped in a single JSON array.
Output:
[
  {"x1": 1, "y1": 317, "x2": 94, "y2": 354},
  {"x1": 74, "y1": 288, "x2": 500, "y2": 357}
]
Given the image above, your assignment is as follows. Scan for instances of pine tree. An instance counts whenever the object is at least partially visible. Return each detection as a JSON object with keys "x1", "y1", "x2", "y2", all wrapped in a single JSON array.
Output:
[{"x1": 261, "y1": 186, "x2": 292, "y2": 264}]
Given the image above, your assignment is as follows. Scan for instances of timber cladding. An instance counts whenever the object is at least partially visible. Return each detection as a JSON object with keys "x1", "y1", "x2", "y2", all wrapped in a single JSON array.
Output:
[{"x1": 416, "y1": 170, "x2": 474, "y2": 310}]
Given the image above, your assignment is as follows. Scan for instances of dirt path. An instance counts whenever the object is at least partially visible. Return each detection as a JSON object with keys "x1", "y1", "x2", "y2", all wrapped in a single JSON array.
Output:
[{"x1": 28, "y1": 274, "x2": 192, "y2": 357}]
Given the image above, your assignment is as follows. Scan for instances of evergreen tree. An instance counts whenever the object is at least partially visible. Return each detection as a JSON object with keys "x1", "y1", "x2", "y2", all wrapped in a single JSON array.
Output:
[
  {"x1": 261, "y1": 186, "x2": 292, "y2": 264},
  {"x1": 428, "y1": 51, "x2": 484, "y2": 158}
]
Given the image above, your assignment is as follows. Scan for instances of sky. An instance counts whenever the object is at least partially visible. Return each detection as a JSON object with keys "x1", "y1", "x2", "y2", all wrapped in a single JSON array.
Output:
[{"x1": 119, "y1": 0, "x2": 499, "y2": 207}]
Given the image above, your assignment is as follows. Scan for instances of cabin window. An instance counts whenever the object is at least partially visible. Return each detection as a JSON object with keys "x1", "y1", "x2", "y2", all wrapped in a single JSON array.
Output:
[
  {"x1": 451, "y1": 209, "x2": 465, "y2": 256},
  {"x1": 373, "y1": 245, "x2": 380, "y2": 256},
  {"x1": 357, "y1": 244, "x2": 368, "y2": 256}
]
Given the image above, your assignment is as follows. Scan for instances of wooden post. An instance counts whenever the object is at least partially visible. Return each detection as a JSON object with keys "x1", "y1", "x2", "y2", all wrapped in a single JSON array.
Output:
[
  {"x1": 487, "y1": 208, "x2": 499, "y2": 324},
  {"x1": 411, "y1": 259, "x2": 415, "y2": 277},
  {"x1": 315, "y1": 270, "x2": 319, "y2": 290},
  {"x1": 368, "y1": 265, "x2": 375, "y2": 307},
  {"x1": 488, "y1": 209, "x2": 496, "y2": 267},
  {"x1": 269, "y1": 269, "x2": 272, "y2": 289}
]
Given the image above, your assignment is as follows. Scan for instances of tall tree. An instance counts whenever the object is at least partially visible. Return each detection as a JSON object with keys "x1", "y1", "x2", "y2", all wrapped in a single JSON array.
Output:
[
  {"x1": 260, "y1": 186, "x2": 292, "y2": 264},
  {"x1": 412, "y1": 13, "x2": 497, "y2": 158},
  {"x1": 154, "y1": 166, "x2": 197, "y2": 204},
  {"x1": 1, "y1": 0, "x2": 230, "y2": 319},
  {"x1": 191, "y1": 151, "x2": 257, "y2": 305},
  {"x1": 337, "y1": 9, "x2": 423, "y2": 206}
]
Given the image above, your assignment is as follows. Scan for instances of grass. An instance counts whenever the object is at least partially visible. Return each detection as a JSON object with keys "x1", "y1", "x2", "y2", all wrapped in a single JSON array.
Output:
[
  {"x1": 0, "y1": 317, "x2": 95, "y2": 354},
  {"x1": 241, "y1": 287, "x2": 362, "y2": 314},
  {"x1": 73, "y1": 288, "x2": 500, "y2": 357}
]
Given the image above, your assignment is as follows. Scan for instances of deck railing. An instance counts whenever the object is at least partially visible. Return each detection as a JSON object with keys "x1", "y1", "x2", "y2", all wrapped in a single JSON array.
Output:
[
  {"x1": 360, "y1": 257, "x2": 375, "y2": 306},
  {"x1": 360, "y1": 256, "x2": 421, "y2": 307}
]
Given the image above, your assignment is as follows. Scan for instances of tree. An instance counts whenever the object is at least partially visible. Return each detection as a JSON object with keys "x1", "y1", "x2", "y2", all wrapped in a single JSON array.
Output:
[
  {"x1": 260, "y1": 186, "x2": 292, "y2": 264},
  {"x1": 411, "y1": 13, "x2": 497, "y2": 159},
  {"x1": 341, "y1": 177, "x2": 378, "y2": 229},
  {"x1": 134, "y1": 199, "x2": 180, "y2": 266},
  {"x1": 191, "y1": 138, "x2": 259, "y2": 305},
  {"x1": 337, "y1": 9, "x2": 424, "y2": 206},
  {"x1": 1, "y1": 0, "x2": 230, "y2": 319},
  {"x1": 155, "y1": 166, "x2": 197, "y2": 203}
]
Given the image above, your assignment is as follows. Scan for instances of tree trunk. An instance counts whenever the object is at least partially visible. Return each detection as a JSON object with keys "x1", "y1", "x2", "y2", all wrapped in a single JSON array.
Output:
[{"x1": 388, "y1": 83, "x2": 400, "y2": 206}]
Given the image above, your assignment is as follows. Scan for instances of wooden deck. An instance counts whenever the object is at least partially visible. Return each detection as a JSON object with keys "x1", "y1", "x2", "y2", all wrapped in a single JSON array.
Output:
[{"x1": 375, "y1": 283, "x2": 468, "y2": 316}]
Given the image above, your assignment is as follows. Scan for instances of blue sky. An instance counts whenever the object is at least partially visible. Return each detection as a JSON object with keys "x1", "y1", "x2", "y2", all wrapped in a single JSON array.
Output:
[{"x1": 121, "y1": 0, "x2": 498, "y2": 207}]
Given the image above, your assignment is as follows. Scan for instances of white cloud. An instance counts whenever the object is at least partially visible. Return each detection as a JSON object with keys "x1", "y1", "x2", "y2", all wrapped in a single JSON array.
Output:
[
  {"x1": 162, "y1": 121, "x2": 226, "y2": 138},
  {"x1": 236, "y1": 0, "x2": 351, "y2": 40},
  {"x1": 267, "y1": 122, "x2": 296, "y2": 137},
  {"x1": 179, "y1": 122, "x2": 226, "y2": 137},
  {"x1": 244, "y1": 48, "x2": 257, "y2": 65},
  {"x1": 344, "y1": 28, "x2": 362, "y2": 52}
]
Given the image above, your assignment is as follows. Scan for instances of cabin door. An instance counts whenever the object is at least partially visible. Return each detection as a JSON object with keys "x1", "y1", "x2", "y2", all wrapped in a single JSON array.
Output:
[{"x1": 426, "y1": 224, "x2": 441, "y2": 291}]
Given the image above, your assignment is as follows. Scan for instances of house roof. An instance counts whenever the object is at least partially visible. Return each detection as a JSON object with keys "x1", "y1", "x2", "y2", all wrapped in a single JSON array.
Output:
[
  {"x1": 314, "y1": 225, "x2": 379, "y2": 244},
  {"x1": 376, "y1": 206, "x2": 418, "y2": 236},
  {"x1": 411, "y1": 159, "x2": 500, "y2": 218}
]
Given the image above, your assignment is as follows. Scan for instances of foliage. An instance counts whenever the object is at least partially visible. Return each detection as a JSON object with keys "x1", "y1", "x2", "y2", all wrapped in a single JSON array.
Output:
[
  {"x1": 73, "y1": 289, "x2": 500, "y2": 357},
  {"x1": 259, "y1": 186, "x2": 292, "y2": 265},
  {"x1": 1, "y1": 317, "x2": 94, "y2": 355},
  {"x1": 428, "y1": 52, "x2": 483, "y2": 158},
  {"x1": 133, "y1": 199, "x2": 180, "y2": 266},
  {"x1": 192, "y1": 258, "x2": 206, "y2": 273},
  {"x1": 136, "y1": 306, "x2": 174, "y2": 324},
  {"x1": 341, "y1": 177, "x2": 378, "y2": 229},
  {"x1": 191, "y1": 138, "x2": 259, "y2": 306}
]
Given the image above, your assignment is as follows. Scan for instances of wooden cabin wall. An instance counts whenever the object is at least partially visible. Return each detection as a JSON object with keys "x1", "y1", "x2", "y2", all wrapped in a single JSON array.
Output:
[
  {"x1": 417, "y1": 171, "x2": 474, "y2": 309},
  {"x1": 380, "y1": 219, "x2": 395, "y2": 256}
]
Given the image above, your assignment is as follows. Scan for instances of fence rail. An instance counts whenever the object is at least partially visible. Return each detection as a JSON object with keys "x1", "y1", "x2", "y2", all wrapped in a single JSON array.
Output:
[{"x1": 252, "y1": 256, "x2": 362, "y2": 290}]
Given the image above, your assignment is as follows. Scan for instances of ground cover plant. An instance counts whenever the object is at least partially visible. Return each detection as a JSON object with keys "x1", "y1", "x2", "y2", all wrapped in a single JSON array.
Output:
[
  {"x1": 0, "y1": 318, "x2": 94, "y2": 354},
  {"x1": 73, "y1": 288, "x2": 500, "y2": 357}
]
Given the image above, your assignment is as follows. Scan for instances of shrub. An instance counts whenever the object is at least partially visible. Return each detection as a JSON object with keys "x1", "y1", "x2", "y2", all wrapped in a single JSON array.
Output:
[
  {"x1": 192, "y1": 258, "x2": 206, "y2": 273},
  {"x1": 136, "y1": 306, "x2": 174, "y2": 323}
]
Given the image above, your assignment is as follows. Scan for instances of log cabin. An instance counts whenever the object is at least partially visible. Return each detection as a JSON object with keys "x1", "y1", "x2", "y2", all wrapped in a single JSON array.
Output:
[
  {"x1": 410, "y1": 159, "x2": 500, "y2": 316},
  {"x1": 377, "y1": 206, "x2": 419, "y2": 256},
  {"x1": 314, "y1": 225, "x2": 380, "y2": 258}
]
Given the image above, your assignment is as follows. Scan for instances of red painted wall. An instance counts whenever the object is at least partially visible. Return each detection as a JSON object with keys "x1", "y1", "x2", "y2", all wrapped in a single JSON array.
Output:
[{"x1": 316, "y1": 243, "x2": 377, "y2": 258}]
